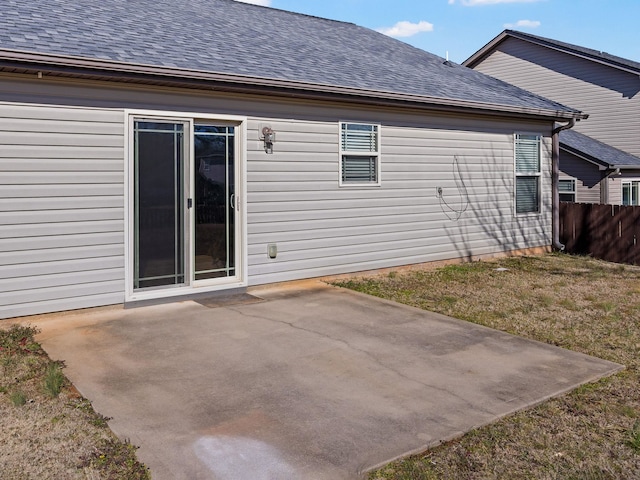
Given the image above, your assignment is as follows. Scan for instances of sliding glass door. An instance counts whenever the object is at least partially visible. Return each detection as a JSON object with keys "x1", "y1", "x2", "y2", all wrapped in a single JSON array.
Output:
[
  {"x1": 134, "y1": 121, "x2": 186, "y2": 289},
  {"x1": 194, "y1": 125, "x2": 235, "y2": 280},
  {"x1": 132, "y1": 119, "x2": 239, "y2": 293}
]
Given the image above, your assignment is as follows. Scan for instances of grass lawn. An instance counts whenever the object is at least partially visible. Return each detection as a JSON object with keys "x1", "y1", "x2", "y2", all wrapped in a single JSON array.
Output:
[
  {"x1": 335, "y1": 253, "x2": 640, "y2": 480},
  {"x1": 2, "y1": 253, "x2": 639, "y2": 479},
  {"x1": 0, "y1": 324, "x2": 149, "y2": 479}
]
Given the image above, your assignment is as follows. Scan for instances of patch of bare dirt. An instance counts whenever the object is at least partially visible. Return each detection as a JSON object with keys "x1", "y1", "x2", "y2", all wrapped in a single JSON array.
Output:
[{"x1": 0, "y1": 324, "x2": 149, "y2": 480}]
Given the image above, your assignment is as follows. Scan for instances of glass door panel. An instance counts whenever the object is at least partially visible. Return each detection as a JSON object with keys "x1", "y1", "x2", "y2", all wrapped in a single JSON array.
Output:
[
  {"x1": 134, "y1": 121, "x2": 186, "y2": 289},
  {"x1": 194, "y1": 125, "x2": 235, "y2": 281}
]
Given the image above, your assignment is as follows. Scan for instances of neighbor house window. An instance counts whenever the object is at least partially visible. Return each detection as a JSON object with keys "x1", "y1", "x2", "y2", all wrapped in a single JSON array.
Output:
[
  {"x1": 340, "y1": 122, "x2": 380, "y2": 185},
  {"x1": 559, "y1": 178, "x2": 577, "y2": 202},
  {"x1": 515, "y1": 134, "x2": 541, "y2": 214},
  {"x1": 622, "y1": 180, "x2": 640, "y2": 205}
]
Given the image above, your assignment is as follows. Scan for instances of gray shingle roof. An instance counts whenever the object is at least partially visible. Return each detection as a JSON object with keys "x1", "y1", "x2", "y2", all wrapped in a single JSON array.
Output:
[
  {"x1": 560, "y1": 129, "x2": 640, "y2": 168},
  {"x1": 0, "y1": 0, "x2": 580, "y2": 116}
]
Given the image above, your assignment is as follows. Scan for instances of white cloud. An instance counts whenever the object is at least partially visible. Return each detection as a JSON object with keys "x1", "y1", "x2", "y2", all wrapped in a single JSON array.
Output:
[
  {"x1": 450, "y1": 0, "x2": 542, "y2": 5},
  {"x1": 504, "y1": 19, "x2": 541, "y2": 28},
  {"x1": 234, "y1": 0, "x2": 272, "y2": 6},
  {"x1": 377, "y1": 20, "x2": 434, "y2": 38}
]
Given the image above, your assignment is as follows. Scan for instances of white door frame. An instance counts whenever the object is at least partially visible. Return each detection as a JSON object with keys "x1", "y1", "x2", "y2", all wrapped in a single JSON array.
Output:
[{"x1": 124, "y1": 109, "x2": 248, "y2": 303}]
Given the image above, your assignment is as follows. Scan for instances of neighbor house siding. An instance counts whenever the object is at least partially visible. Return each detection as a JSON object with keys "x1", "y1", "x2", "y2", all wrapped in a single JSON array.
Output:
[
  {"x1": 472, "y1": 37, "x2": 640, "y2": 157},
  {"x1": 608, "y1": 171, "x2": 640, "y2": 206},
  {"x1": 559, "y1": 150, "x2": 601, "y2": 203},
  {"x1": 608, "y1": 175, "x2": 622, "y2": 205},
  {"x1": 0, "y1": 102, "x2": 125, "y2": 319}
]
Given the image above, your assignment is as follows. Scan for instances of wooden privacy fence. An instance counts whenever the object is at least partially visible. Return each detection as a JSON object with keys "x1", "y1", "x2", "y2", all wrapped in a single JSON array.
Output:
[{"x1": 559, "y1": 202, "x2": 640, "y2": 265}]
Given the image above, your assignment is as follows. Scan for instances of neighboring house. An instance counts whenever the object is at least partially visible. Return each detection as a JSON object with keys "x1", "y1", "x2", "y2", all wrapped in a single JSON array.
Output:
[
  {"x1": 464, "y1": 29, "x2": 640, "y2": 205},
  {"x1": 559, "y1": 129, "x2": 640, "y2": 204},
  {"x1": 0, "y1": 0, "x2": 584, "y2": 320}
]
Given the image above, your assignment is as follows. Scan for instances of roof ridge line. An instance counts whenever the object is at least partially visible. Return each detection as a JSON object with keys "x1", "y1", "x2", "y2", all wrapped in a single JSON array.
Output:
[{"x1": 226, "y1": 0, "x2": 357, "y2": 27}]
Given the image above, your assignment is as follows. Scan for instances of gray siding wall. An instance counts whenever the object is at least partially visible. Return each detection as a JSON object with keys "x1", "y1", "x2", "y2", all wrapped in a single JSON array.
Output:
[
  {"x1": 559, "y1": 150, "x2": 601, "y2": 203},
  {"x1": 0, "y1": 76, "x2": 553, "y2": 317},
  {"x1": 472, "y1": 38, "x2": 640, "y2": 157},
  {"x1": 608, "y1": 175, "x2": 622, "y2": 205},
  {"x1": 0, "y1": 102, "x2": 125, "y2": 319},
  {"x1": 246, "y1": 116, "x2": 552, "y2": 285}
]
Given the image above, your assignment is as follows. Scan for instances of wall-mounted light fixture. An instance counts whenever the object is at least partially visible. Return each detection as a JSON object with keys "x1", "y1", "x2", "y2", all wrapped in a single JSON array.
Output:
[{"x1": 261, "y1": 126, "x2": 276, "y2": 154}]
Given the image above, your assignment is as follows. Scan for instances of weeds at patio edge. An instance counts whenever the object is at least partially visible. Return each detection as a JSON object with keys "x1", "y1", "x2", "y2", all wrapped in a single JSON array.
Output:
[
  {"x1": 0, "y1": 324, "x2": 150, "y2": 479},
  {"x1": 336, "y1": 254, "x2": 640, "y2": 480}
]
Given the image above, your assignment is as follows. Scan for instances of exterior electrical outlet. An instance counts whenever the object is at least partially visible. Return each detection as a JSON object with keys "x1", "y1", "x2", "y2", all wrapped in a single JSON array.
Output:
[{"x1": 268, "y1": 244, "x2": 278, "y2": 259}]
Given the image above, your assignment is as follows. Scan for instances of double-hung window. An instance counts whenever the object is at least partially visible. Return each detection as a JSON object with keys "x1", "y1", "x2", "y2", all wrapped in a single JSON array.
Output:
[
  {"x1": 558, "y1": 178, "x2": 577, "y2": 202},
  {"x1": 515, "y1": 134, "x2": 541, "y2": 214},
  {"x1": 340, "y1": 122, "x2": 380, "y2": 186},
  {"x1": 622, "y1": 180, "x2": 640, "y2": 205}
]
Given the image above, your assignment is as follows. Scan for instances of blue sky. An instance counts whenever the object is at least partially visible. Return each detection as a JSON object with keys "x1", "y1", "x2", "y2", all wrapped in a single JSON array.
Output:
[{"x1": 237, "y1": 0, "x2": 640, "y2": 64}]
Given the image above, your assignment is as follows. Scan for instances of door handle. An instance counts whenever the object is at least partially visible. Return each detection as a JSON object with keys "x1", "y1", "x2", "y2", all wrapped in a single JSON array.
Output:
[
  {"x1": 187, "y1": 198, "x2": 193, "y2": 209},
  {"x1": 230, "y1": 193, "x2": 236, "y2": 210}
]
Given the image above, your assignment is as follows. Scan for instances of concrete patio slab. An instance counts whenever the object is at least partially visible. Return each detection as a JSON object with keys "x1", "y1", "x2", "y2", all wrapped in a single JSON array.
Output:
[{"x1": 29, "y1": 281, "x2": 622, "y2": 479}]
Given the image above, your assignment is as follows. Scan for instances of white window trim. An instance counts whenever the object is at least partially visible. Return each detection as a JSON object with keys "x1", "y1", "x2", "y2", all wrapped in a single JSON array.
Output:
[
  {"x1": 123, "y1": 109, "x2": 248, "y2": 303},
  {"x1": 338, "y1": 121, "x2": 381, "y2": 187},
  {"x1": 622, "y1": 179, "x2": 640, "y2": 206},
  {"x1": 514, "y1": 133, "x2": 542, "y2": 216},
  {"x1": 558, "y1": 177, "x2": 577, "y2": 202}
]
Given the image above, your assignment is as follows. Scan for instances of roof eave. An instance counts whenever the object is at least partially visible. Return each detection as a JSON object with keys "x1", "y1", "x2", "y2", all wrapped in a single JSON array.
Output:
[
  {"x1": 610, "y1": 165, "x2": 640, "y2": 170},
  {"x1": 463, "y1": 31, "x2": 511, "y2": 68},
  {"x1": 560, "y1": 144, "x2": 609, "y2": 170},
  {"x1": 0, "y1": 49, "x2": 584, "y2": 122},
  {"x1": 559, "y1": 144, "x2": 640, "y2": 170},
  {"x1": 464, "y1": 30, "x2": 640, "y2": 76}
]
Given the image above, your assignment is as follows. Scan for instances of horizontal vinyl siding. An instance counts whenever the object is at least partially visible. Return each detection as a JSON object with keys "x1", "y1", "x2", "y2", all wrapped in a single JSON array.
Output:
[
  {"x1": 0, "y1": 103, "x2": 124, "y2": 319},
  {"x1": 473, "y1": 38, "x2": 640, "y2": 157},
  {"x1": 608, "y1": 176, "x2": 623, "y2": 205},
  {"x1": 559, "y1": 150, "x2": 601, "y2": 203},
  {"x1": 609, "y1": 171, "x2": 640, "y2": 206},
  {"x1": 0, "y1": 77, "x2": 553, "y2": 316},
  {"x1": 246, "y1": 116, "x2": 553, "y2": 285}
]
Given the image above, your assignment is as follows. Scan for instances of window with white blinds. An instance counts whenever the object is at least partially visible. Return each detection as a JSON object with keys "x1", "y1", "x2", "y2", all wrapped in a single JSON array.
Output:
[
  {"x1": 515, "y1": 134, "x2": 541, "y2": 214},
  {"x1": 340, "y1": 122, "x2": 380, "y2": 185}
]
